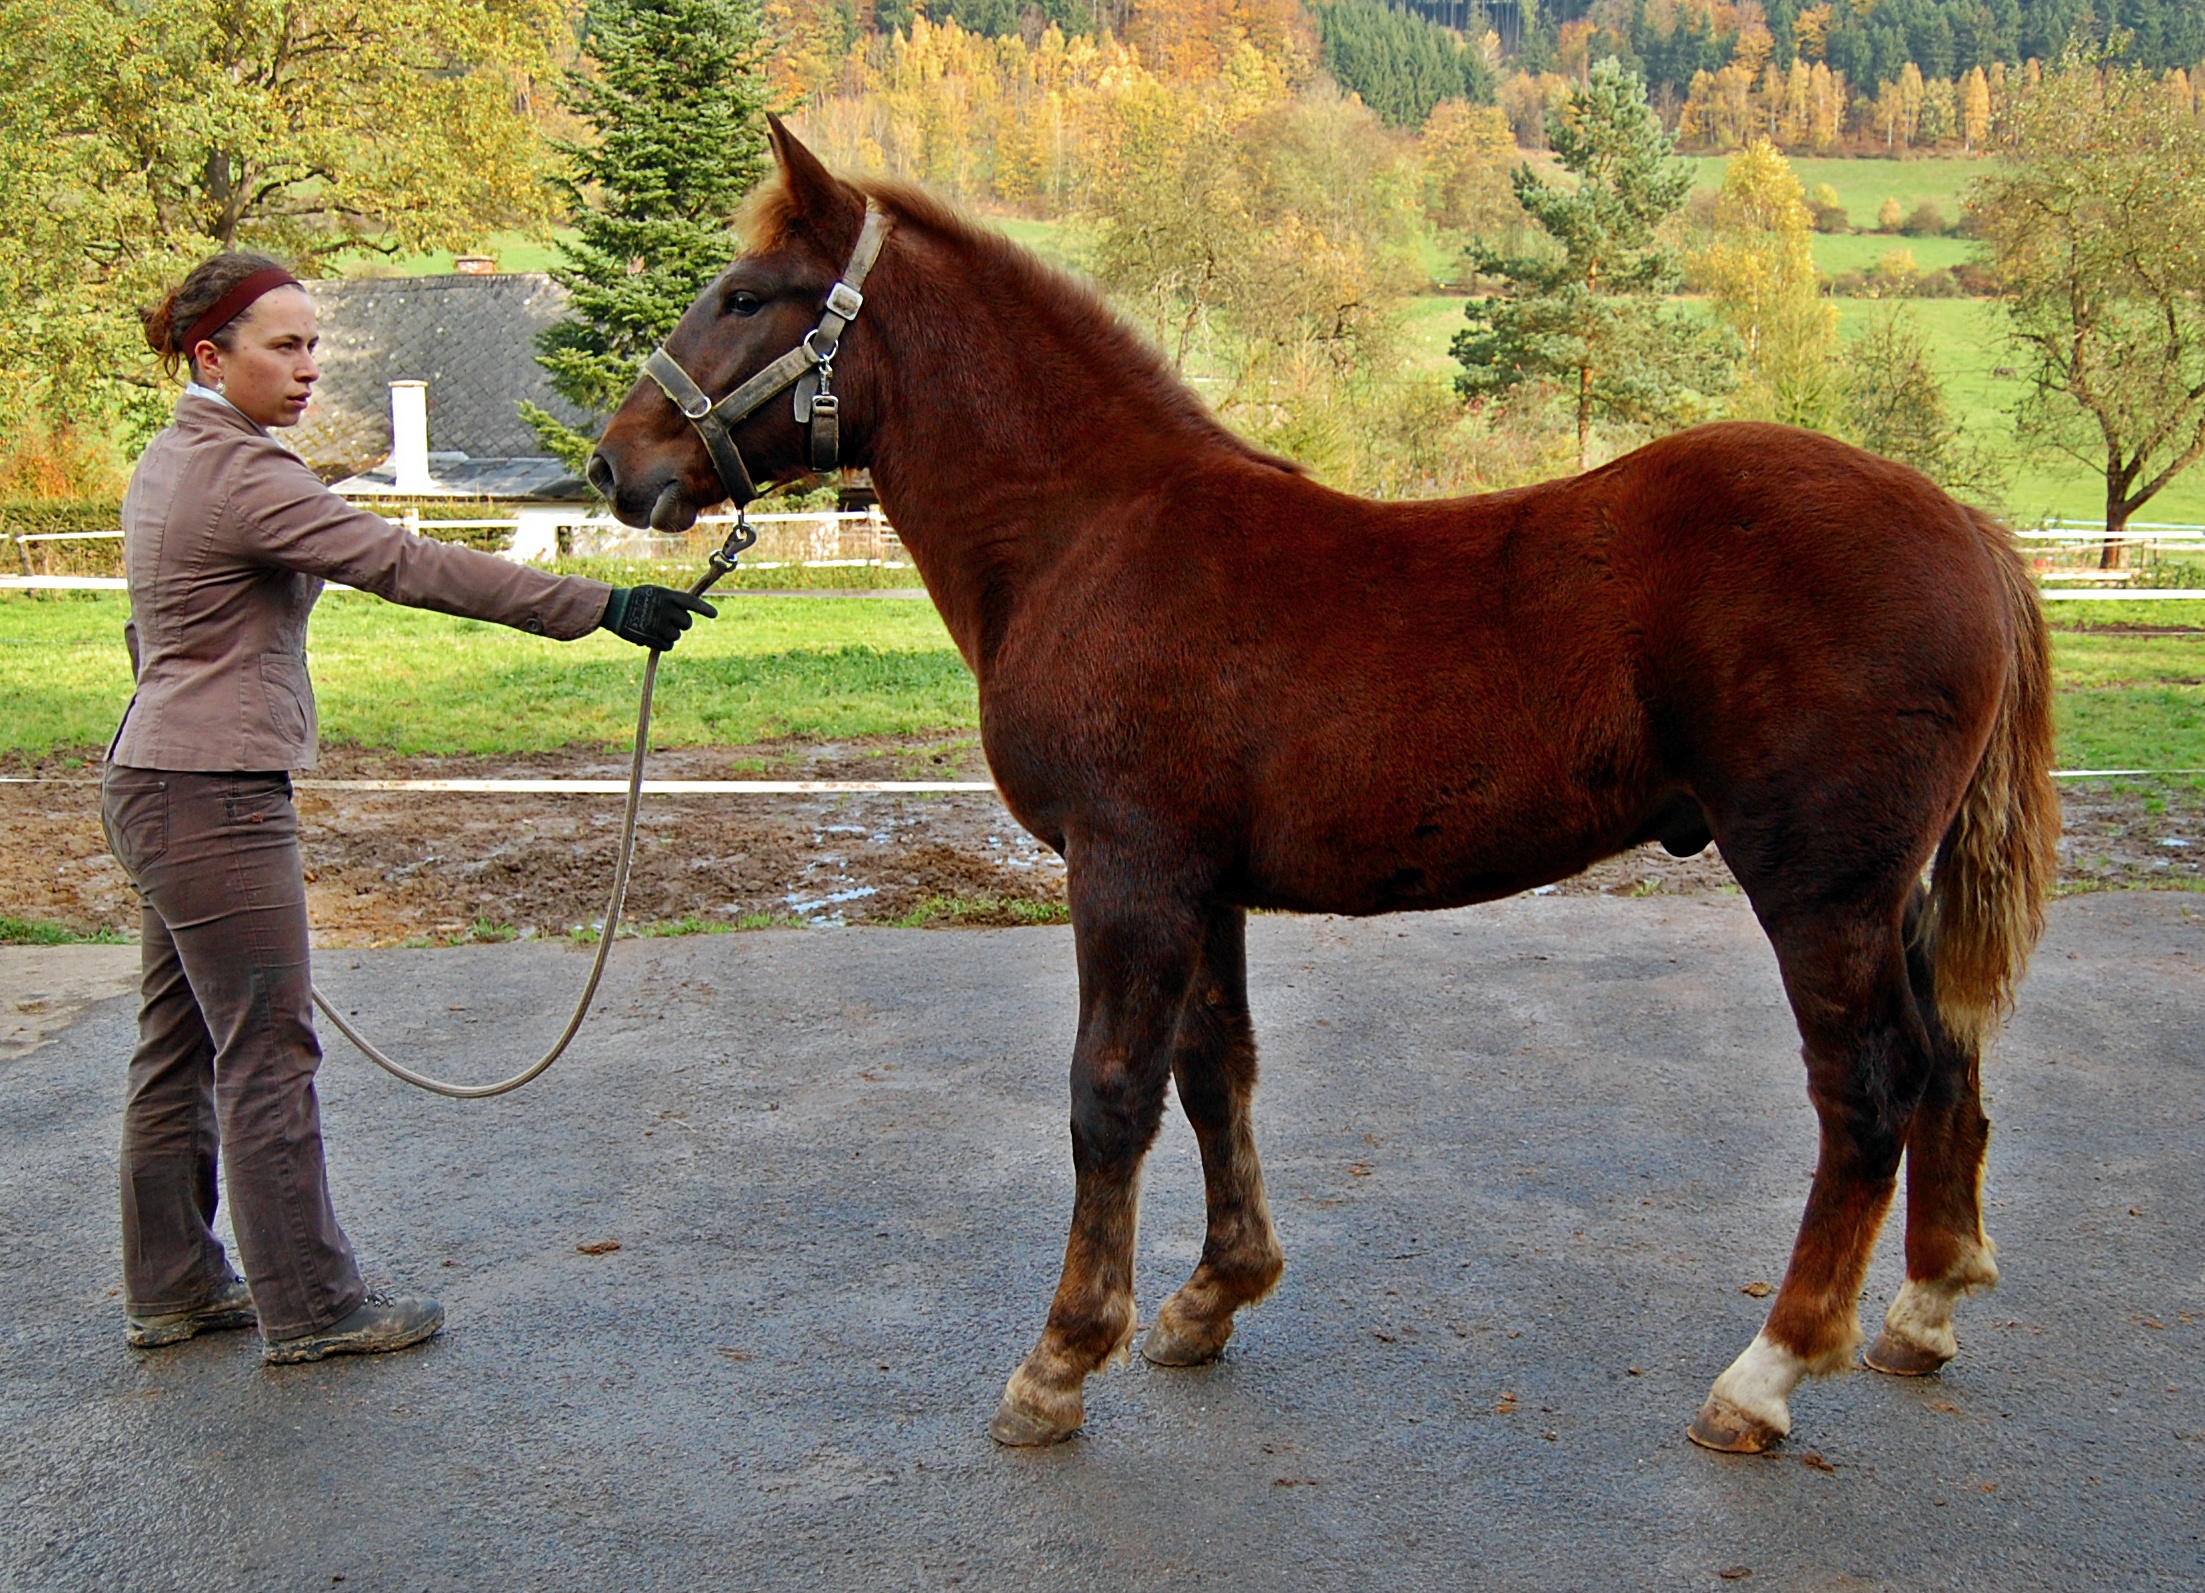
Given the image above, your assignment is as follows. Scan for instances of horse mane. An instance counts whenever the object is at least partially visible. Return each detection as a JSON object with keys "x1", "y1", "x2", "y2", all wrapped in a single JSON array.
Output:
[{"x1": 738, "y1": 171, "x2": 1304, "y2": 477}]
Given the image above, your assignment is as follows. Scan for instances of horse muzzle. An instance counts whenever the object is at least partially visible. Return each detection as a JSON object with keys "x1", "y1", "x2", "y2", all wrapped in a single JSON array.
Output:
[{"x1": 647, "y1": 481, "x2": 695, "y2": 532}]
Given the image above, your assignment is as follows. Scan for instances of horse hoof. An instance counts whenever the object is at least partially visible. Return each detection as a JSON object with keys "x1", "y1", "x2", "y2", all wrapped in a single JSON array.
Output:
[
  {"x1": 1862, "y1": 1330, "x2": 1952, "y2": 1377},
  {"x1": 1140, "y1": 1319, "x2": 1223, "y2": 1367},
  {"x1": 988, "y1": 1395, "x2": 1080, "y2": 1447},
  {"x1": 1687, "y1": 1397, "x2": 1785, "y2": 1454}
]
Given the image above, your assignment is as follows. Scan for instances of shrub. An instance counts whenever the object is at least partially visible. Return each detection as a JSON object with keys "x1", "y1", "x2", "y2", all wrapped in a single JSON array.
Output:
[
  {"x1": 1951, "y1": 259, "x2": 1999, "y2": 296},
  {"x1": 1875, "y1": 196, "x2": 1905, "y2": 231},
  {"x1": 1913, "y1": 267, "x2": 1961, "y2": 297},
  {"x1": 1830, "y1": 269, "x2": 1869, "y2": 296},
  {"x1": 0, "y1": 422, "x2": 128, "y2": 503},
  {"x1": 1808, "y1": 183, "x2": 1849, "y2": 232},
  {"x1": 1901, "y1": 200, "x2": 1948, "y2": 237},
  {"x1": 1866, "y1": 249, "x2": 1921, "y2": 297},
  {"x1": 1, "y1": 500, "x2": 126, "y2": 578}
]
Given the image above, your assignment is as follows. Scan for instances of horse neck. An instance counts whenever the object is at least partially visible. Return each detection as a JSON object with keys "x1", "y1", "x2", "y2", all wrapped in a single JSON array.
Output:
[{"x1": 855, "y1": 232, "x2": 1248, "y2": 670}]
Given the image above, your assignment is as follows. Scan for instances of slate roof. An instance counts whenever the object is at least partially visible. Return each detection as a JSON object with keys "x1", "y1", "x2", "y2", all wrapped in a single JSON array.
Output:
[
  {"x1": 331, "y1": 455, "x2": 588, "y2": 500},
  {"x1": 290, "y1": 274, "x2": 594, "y2": 488}
]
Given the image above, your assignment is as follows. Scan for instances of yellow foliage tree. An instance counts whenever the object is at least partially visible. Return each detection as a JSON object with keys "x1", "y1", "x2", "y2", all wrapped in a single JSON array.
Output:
[
  {"x1": 1899, "y1": 61, "x2": 1926, "y2": 143},
  {"x1": 1808, "y1": 62, "x2": 1843, "y2": 152},
  {"x1": 1697, "y1": 140, "x2": 1837, "y2": 427},
  {"x1": 1419, "y1": 99, "x2": 1519, "y2": 238},
  {"x1": 1123, "y1": 0, "x2": 1314, "y2": 86},
  {"x1": 793, "y1": 18, "x2": 1166, "y2": 210},
  {"x1": 1793, "y1": 3, "x2": 1832, "y2": 62},
  {"x1": 1961, "y1": 64, "x2": 1990, "y2": 149}
]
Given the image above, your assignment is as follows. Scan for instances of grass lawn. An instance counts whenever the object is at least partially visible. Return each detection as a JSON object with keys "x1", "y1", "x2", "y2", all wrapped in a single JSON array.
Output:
[
  {"x1": 1682, "y1": 153, "x2": 1987, "y2": 230},
  {"x1": 977, "y1": 213, "x2": 1086, "y2": 271},
  {"x1": 2042, "y1": 603, "x2": 2205, "y2": 776},
  {"x1": 1806, "y1": 232, "x2": 1978, "y2": 277},
  {"x1": 1403, "y1": 291, "x2": 2205, "y2": 529},
  {"x1": 1831, "y1": 299, "x2": 2205, "y2": 527},
  {"x1": 336, "y1": 230, "x2": 573, "y2": 278},
  {"x1": 1, "y1": 591, "x2": 976, "y2": 760},
  {"x1": 8, "y1": 591, "x2": 2199, "y2": 777}
]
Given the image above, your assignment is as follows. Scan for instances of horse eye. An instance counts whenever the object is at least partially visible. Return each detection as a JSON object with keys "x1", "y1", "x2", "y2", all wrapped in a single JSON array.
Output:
[{"x1": 728, "y1": 291, "x2": 762, "y2": 318}]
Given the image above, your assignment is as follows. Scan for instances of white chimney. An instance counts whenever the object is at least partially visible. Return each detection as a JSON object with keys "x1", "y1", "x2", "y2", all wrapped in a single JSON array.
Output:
[{"x1": 387, "y1": 380, "x2": 435, "y2": 493}]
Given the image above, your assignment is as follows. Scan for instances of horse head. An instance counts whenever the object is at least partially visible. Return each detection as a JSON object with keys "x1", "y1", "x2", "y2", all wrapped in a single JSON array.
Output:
[{"x1": 589, "y1": 118, "x2": 880, "y2": 533}]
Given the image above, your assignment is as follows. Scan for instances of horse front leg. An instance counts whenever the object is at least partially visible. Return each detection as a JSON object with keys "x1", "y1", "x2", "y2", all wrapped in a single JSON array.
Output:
[
  {"x1": 989, "y1": 876, "x2": 1208, "y2": 1446},
  {"x1": 1142, "y1": 903, "x2": 1284, "y2": 1368}
]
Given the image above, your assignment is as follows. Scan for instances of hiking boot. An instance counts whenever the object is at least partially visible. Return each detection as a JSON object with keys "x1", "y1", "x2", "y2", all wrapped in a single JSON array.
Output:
[
  {"x1": 127, "y1": 1276, "x2": 257, "y2": 1349},
  {"x1": 263, "y1": 1290, "x2": 445, "y2": 1366}
]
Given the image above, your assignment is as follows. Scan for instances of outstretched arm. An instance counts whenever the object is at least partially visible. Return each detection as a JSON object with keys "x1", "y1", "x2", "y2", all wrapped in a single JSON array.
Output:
[{"x1": 232, "y1": 438, "x2": 611, "y2": 638}]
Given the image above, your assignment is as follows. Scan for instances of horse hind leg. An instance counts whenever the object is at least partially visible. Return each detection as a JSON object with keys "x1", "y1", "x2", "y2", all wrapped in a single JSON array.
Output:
[
  {"x1": 1142, "y1": 904, "x2": 1285, "y2": 1368},
  {"x1": 1690, "y1": 907, "x2": 1934, "y2": 1453},
  {"x1": 1865, "y1": 889, "x2": 2000, "y2": 1376}
]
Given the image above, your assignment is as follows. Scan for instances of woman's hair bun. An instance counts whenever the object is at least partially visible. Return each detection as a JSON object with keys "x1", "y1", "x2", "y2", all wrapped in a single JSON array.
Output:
[{"x1": 138, "y1": 252, "x2": 292, "y2": 378}]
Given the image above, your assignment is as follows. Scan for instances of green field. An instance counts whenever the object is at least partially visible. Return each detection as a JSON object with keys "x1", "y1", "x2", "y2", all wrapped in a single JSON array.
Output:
[
  {"x1": 1804, "y1": 231, "x2": 1978, "y2": 277},
  {"x1": 2041, "y1": 606, "x2": 2205, "y2": 774},
  {"x1": 1682, "y1": 153, "x2": 1985, "y2": 230},
  {"x1": 1401, "y1": 291, "x2": 2205, "y2": 528},
  {"x1": 1, "y1": 590, "x2": 975, "y2": 759},
  {"x1": 1831, "y1": 299, "x2": 2205, "y2": 526},
  {"x1": 7, "y1": 591, "x2": 2199, "y2": 778},
  {"x1": 337, "y1": 230, "x2": 572, "y2": 278},
  {"x1": 1686, "y1": 154, "x2": 1990, "y2": 280}
]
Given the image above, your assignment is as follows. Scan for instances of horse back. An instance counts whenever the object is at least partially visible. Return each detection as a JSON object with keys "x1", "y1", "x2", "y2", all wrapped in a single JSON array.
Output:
[{"x1": 981, "y1": 423, "x2": 2014, "y2": 913}]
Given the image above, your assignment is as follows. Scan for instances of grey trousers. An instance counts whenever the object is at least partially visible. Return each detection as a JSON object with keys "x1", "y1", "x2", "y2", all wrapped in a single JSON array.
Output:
[{"x1": 101, "y1": 765, "x2": 366, "y2": 1339}]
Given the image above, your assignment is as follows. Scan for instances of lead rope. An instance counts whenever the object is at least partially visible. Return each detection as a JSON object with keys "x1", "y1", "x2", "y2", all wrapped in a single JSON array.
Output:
[{"x1": 310, "y1": 516, "x2": 757, "y2": 1099}]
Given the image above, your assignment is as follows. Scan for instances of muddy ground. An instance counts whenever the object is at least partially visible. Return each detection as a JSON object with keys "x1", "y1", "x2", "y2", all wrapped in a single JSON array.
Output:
[{"x1": 4, "y1": 735, "x2": 2200, "y2": 946}]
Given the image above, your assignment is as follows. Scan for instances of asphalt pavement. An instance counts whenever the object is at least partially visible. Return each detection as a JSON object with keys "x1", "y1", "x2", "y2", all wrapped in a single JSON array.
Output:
[{"x1": 3, "y1": 893, "x2": 2200, "y2": 1592}]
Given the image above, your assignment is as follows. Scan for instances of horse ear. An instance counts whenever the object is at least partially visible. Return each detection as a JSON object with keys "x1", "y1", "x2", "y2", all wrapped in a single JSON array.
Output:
[{"x1": 766, "y1": 115, "x2": 859, "y2": 240}]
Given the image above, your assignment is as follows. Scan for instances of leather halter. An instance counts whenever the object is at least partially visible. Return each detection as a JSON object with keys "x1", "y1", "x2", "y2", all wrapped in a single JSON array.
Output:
[{"x1": 643, "y1": 205, "x2": 893, "y2": 509}]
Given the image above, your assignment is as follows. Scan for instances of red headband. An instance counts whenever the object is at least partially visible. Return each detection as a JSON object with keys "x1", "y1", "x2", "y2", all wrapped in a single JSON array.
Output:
[{"x1": 179, "y1": 266, "x2": 301, "y2": 360}]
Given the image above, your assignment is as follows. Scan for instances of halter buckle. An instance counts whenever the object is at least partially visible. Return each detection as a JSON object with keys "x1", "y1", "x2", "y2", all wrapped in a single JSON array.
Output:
[{"x1": 825, "y1": 281, "x2": 864, "y2": 319}]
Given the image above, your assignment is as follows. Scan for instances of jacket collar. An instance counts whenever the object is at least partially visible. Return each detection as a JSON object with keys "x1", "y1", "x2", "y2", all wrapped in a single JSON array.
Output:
[{"x1": 175, "y1": 387, "x2": 269, "y2": 437}]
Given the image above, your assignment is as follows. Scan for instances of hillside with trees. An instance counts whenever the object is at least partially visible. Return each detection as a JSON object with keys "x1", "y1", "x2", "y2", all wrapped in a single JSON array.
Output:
[{"x1": 6, "y1": 0, "x2": 2205, "y2": 530}]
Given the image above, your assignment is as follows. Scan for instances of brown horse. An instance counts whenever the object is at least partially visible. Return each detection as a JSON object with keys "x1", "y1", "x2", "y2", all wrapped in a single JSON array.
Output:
[{"x1": 588, "y1": 121, "x2": 2059, "y2": 1454}]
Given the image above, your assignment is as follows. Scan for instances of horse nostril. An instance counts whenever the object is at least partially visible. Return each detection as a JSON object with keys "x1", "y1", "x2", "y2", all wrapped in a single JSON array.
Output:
[{"x1": 585, "y1": 452, "x2": 616, "y2": 497}]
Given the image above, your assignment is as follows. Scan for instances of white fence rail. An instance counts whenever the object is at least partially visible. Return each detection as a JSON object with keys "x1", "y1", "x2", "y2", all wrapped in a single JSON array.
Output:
[
  {"x1": 5, "y1": 508, "x2": 912, "y2": 587},
  {"x1": 5, "y1": 515, "x2": 2203, "y2": 598},
  {"x1": 2014, "y1": 521, "x2": 2202, "y2": 598}
]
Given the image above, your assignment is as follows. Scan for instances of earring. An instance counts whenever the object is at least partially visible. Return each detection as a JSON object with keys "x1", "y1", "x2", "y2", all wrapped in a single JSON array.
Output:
[{"x1": 215, "y1": 379, "x2": 226, "y2": 395}]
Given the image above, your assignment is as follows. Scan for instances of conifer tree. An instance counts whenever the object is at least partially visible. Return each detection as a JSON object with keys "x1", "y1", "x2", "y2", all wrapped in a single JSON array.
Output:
[
  {"x1": 1315, "y1": 0, "x2": 1494, "y2": 129},
  {"x1": 523, "y1": 0, "x2": 775, "y2": 469},
  {"x1": 1452, "y1": 58, "x2": 1732, "y2": 471}
]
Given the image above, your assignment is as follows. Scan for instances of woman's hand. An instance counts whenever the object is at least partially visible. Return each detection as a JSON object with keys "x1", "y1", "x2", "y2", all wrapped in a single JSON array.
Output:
[{"x1": 598, "y1": 586, "x2": 719, "y2": 651}]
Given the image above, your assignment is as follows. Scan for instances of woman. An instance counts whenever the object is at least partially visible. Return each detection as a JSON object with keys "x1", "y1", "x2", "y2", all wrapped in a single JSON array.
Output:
[{"x1": 107, "y1": 252, "x2": 711, "y2": 1364}]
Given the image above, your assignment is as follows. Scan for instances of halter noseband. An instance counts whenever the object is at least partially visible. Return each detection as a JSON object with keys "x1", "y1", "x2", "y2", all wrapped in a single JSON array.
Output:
[{"x1": 643, "y1": 205, "x2": 893, "y2": 509}]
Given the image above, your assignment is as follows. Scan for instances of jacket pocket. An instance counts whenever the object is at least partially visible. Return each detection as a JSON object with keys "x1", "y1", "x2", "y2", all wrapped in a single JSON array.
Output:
[{"x1": 258, "y1": 651, "x2": 312, "y2": 746}]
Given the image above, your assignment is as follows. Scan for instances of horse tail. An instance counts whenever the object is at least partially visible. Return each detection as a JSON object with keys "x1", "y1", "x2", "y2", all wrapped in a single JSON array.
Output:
[{"x1": 1922, "y1": 509, "x2": 2061, "y2": 1055}]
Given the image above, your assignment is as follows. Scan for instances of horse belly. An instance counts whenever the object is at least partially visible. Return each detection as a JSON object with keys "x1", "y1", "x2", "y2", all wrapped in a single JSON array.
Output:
[{"x1": 1235, "y1": 776, "x2": 1647, "y2": 915}]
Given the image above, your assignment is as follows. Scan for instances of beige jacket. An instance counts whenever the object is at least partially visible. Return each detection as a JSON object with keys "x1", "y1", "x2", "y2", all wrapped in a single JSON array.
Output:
[{"x1": 110, "y1": 392, "x2": 612, "y2": 771}]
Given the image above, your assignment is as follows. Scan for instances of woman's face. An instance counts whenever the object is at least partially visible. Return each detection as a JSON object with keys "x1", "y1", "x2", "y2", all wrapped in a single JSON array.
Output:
[{"x1": 192, "y1": 286, "x2": 320, "y2": 429}]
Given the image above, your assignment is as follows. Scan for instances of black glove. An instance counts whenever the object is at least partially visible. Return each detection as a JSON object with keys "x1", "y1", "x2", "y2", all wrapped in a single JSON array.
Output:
[{"x1": 599, "y1": 585, "x2": 717, "y2": 651}]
